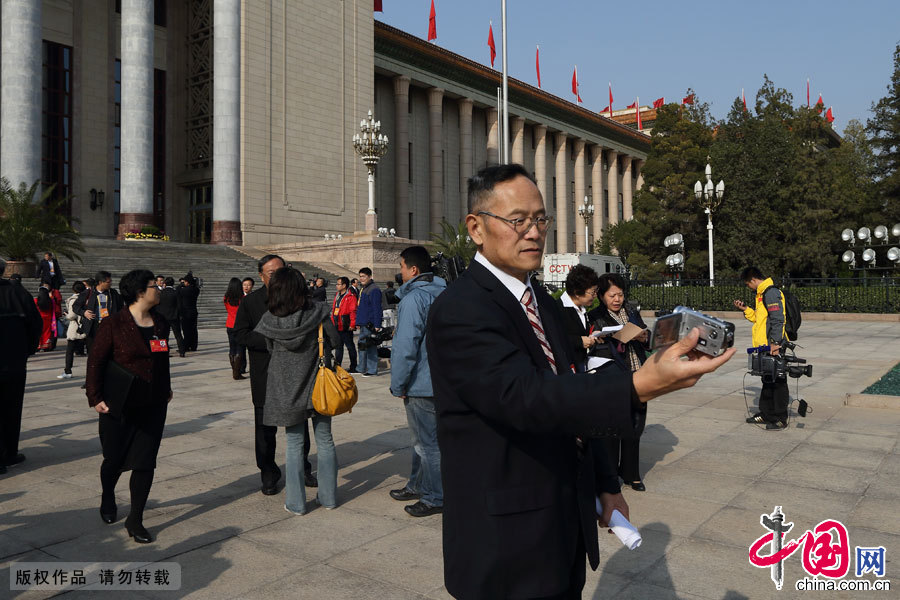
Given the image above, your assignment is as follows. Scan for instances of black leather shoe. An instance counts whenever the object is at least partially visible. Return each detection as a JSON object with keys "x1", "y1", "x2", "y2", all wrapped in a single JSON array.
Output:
[
  {"x1": 404, "y1": 501, "x2": 442, "y2": 518},
  {"x1": 126, "y1": 523, "x2": 153, "y2": 544},
  {"x1": 100, "y1": 507, "x2": 117, "y2": 524},
  {"x1": 630, "y1": 481, "x2": 646, "y2": 492},
  {"x1": 261, "y1": 482, "x2": 278, "y2": 495},
  {"x1": 304, "y1": 473, "x2": 318, "y2": 488},
  {"x1": 2, "y1": 453, "x2": 25, "y2": 467},
  {"x1": 179, "y1": 351, "x2": 186, "y2": 357},
  {"x1": 389, "y1": 488, "x2": 421, "y2": 502}
]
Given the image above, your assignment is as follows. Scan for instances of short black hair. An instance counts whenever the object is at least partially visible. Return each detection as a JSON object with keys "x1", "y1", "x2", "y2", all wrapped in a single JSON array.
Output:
[
  {"x1": 156, "y1": 274, "x2": 165, "y2": 280},
  {"x1": 267, "y1": 267, "x2": 308, "y2": 317},
  {"x1": 467, "y1": 163, "x2": 536, "y2": 214},
  {"x1": 164, "y1": 277, "x2": 175, "y2": 287},
  {"x1": 337, "y1": 276, "x2": 350, "y2": 287},
  {"x1": 10, "y1": 273, "x2": 22, "y2": 282},
  {"x1": 85, "y1": 278, "x2": 96, "y2": 287},
  {"x1": 564, "y1": 264, "x2": 599, "y2": 296},
  {"x1": 359, "y1": 267, "x2": 372, "y2": 277},
  {"x1": 242, "y1": 277, "x2": 255, "y2": 286},
  {"x1": 597, "y1": 273, "x2": 628, "y2": 300},
  {"x1": 399, "y1": 245, "x2": 432, "y2": 274},
  {"x1": 351, "y1": 278, "x2": 359, "y2": 284},
  {"x1": 258, "y1": 254, "x2": 285, "y2": 273},
  {"x1": 95, "y1": 270, "x2": 112, "y2": 283},
  {"x1": 740, "y1": 266, "x2": 765, "y2": 282},
  {"x1": 119, "y1": 269, "x2": 155, "y2": 305},
  {"x1": 72, "y1": 281, "x2": 86, "y2": 294}
]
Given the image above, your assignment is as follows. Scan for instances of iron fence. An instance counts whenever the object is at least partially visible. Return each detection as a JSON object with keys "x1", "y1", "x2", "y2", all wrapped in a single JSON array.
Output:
[{"x1": 627, "y1": 277, "x2": 900, "y2": 314}]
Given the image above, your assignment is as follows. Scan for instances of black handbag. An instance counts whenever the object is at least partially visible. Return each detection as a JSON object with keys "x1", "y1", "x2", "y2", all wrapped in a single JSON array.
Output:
[{"x1": 102, "y1": 361, "x2": 149, "y2": 417}]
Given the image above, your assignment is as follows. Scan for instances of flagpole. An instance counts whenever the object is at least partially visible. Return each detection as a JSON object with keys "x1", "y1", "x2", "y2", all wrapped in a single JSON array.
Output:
[
  {"x1": 500, "y1": 0, "x2": 509, "y2": 164},
  {"x1": 496, "y1": 87, "x2": 502, "y2": 164}
]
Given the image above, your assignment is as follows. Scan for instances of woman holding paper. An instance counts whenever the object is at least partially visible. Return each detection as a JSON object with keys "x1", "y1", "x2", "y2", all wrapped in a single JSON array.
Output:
[
  {"x1": 554, "y1": 264, "x2": 600, "y2": 369},
  {"x1": 588, "y1": 273, "x2": 650, "y2": 491}
]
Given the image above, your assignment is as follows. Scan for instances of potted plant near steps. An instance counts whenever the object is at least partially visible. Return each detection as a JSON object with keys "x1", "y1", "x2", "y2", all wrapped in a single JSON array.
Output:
[
  {"x1": 0, "y1": 178, "x2": 84, "y2": 277},
  {"x1": 124, "y1": 224, "x2": 170, "y2": 241}
]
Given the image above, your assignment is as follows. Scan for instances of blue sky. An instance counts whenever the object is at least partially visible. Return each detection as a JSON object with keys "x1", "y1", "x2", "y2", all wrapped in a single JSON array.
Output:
[{"x1": 376, "y1": 0, "x2": 900, "y2": 133}]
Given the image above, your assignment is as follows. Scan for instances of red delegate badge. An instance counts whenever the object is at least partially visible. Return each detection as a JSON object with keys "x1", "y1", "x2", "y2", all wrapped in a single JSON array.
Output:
[{"x1": 150, "y1": 339, "x2": 168, "y2": 353}]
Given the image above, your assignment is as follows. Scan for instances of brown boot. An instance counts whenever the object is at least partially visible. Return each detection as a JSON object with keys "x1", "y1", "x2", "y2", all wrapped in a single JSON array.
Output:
[{"x1": 231, "y1": 355, "x2": 245, "y2": 380}]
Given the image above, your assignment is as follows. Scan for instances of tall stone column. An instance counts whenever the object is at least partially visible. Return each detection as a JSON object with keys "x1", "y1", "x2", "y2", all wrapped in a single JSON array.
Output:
[
  {"x1": 606, "y1": 150, "x2": 619, "y2": 227},
  {"x1": 1, "y1": 0, "x2": 42, "y2": 191},
  {"x1": 591, "y1": 145, "x2": 605, "y2": 246},
  {"x1": 211, "y1": 0, "x2": 242, "y2": 245},
  {"x1": 486, "y1": 107, "x2": 499, "y2": 165},
  {"x1": 511, "y1": 116, "x2": 525, "y2": 165},
  {"x1": 622, "y1": 156, "x2": 633, "y2": 221},
  {"x1": 393, "y1": 76, "x2": 411, "y2": 237},
  {"x1": 428, "y1": 87, "x2": 444, "y2": 236},
  {"x1": 533, "y1": 125, "x2": 548, "y2": 205},
  {"x1": 118, "y1": 0, "x2": 155, "y2": 238},
  {"x1": 554, "y1": 132, "x2": 569, "y2": 253},
  {"x1": 573, "y1": 139, "x2": 586, "y2": 253},
  {"x1": 635, "y1": 159, "x2": 645, "y2": 190},
  {"x1": 458, "y1": 97, "x2": 473, "y2": 217}
]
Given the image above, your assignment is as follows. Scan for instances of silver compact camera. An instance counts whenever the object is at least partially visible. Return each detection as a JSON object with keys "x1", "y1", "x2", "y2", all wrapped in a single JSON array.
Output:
[{"x1": 650, "y1": 306, "x2": 735, "y2": 357}]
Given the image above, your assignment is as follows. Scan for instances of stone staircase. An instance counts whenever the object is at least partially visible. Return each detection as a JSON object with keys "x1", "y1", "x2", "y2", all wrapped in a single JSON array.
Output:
[{"x1": 19, "y1": 238, "x2": 341, "y2": 328}]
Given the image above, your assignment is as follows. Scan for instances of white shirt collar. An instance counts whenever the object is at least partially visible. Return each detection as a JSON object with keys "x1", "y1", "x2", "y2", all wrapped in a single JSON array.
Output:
[
  {"x1": 560, "y1": 291, "x2": 588, "y2": 326},
  {"x1": 474, "y1": 251, "x2": 536, "y2": 308}
]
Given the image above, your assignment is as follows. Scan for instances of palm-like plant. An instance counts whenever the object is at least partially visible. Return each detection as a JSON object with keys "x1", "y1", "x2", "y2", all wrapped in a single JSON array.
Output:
[
  {"x1": 430, "y1": 220, "x2": 475, "y2": 266},
  {"x1": 0, "y1": 178, "x2": 84, "y2": 262}
]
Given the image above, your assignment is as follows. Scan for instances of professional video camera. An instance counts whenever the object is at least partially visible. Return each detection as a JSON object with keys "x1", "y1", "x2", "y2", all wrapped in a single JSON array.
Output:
[
  {"x1": 650, "y1": 306, "x2": 735, "y2": 357},
  {"x1": 357, "y1": 325, "x2": 394, "y2": 351},
  {"x1": 747, "y1": 342, "x2": 813, "y2": 384},
  {"x1": 431, "y1": 252, "x2": 466, "y2": 284}
]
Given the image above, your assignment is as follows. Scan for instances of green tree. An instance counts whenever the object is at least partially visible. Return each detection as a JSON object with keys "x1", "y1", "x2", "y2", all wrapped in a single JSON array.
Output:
[
  {"x1": 430, "y1": 220, "x2": 475, "y2": 265},
  {"x1": 0, "y1": 178, "x2": 84, "y2": 263},
  {"x1": 867, "y1": 42, "x2": 900, "y2": 222}
]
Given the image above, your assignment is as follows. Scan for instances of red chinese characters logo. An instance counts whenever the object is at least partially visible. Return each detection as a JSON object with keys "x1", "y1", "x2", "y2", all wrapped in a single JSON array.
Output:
[{"x1": 750, "y1": 513, "x2": 850, "y2": 582}]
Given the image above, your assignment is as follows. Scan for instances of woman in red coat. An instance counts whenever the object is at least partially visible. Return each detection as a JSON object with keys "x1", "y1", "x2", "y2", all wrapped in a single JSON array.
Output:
[
  {"x1": 86, "y1": 269, "x2": 172, "y2": 544},
  {"x1": 223, "y1": 277, "x2": 244, "y2": 380},
  {"x1": 34, "y1": 283, "x2": 57, "y2": 351}
]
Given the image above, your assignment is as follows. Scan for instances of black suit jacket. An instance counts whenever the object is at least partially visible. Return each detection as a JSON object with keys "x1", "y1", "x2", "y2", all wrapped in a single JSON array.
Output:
[
  {"x1": 37, "y1": 259, "x2": 63, "y2": 287},
  {"x1": 73, "y1": 288, "x2": 124, "y2": 338},
  {"x1": 177, "y1": 284, "x2": 200, "y2": 318},
  {"x1": 0, "y1": 279, "x2": 43, "y2": 379},
  {"x1": 555, "y1": 296, "x2": 592, "y2": 368},
  {"x1": 156, "y1": 287, "x2": 179, "y2": 322},
  {"x1": 233, "y1": 286, "x2": 270, "y2": 407},
  {"x1": 426, "y1": 259, "x2": 641, "y2": 600}
]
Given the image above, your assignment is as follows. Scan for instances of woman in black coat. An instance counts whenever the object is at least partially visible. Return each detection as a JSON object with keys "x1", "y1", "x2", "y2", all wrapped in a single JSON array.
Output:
[
  {"x1": 554, "y1": 264, "x2": 600, "y2": 370},
  {"x1": 86, "y1": 269, "x2": 172, "y2": 543},
  {"x1": 587, "y1": 273, "x2": 651, "y2": 491}
]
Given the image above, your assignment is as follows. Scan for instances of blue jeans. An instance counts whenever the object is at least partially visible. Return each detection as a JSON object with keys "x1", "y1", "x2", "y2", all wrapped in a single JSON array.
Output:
[
  {"x1": 285, "y1": 414, "x2": 337, "y2": 513},
  {"x1": 403, "y1": 396, "x2": 442, "y2": 507},
  {"x1": 358, "y1": 326, "x2": 379, "y2": 375}
]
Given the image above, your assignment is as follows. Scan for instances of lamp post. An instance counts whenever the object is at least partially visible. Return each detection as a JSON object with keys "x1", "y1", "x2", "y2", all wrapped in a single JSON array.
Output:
[
  {"x1": 664, "y1": 233, "x2": 685, "y2": 285},
  {"x1": 840, "y1": 224, "x2": 900, "y2": 272},
  {"x1": 694, "y1": 163, "x2": 725, "y2": 287},
  {"x1": 352, "y1": 110, "x2": 389, "y2": 232},
  {"x1": 577, "y1": 195, "x2": 594, "y2": 253}
]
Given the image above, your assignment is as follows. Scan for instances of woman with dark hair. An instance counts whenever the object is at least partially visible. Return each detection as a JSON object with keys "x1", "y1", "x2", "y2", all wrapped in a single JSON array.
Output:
[
  {"x1": 224, "y1": 277, "x2": 245, "y2": 380},
  {"x1": 86, "y1": 269, "x2": 172, "y2": 543},
  {"x1": 254, "y1": 267, "x2": 340, "y2": 515},
  {"x1": 34, "y1": 282, "x2": 56, "y2": 351},
  {"x1": 58, "y1": 281, "x2": 88, "y2": 379},
  {"x1": 554, "y1": 264, "x2": 600, "y2": 369},
  {"x1": 588, "y1": 273, "x2": 651, "y2": 491}
]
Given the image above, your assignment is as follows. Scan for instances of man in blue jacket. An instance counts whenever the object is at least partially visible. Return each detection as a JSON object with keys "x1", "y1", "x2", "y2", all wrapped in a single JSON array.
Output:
[
  {"x1": 355, "y1": 267, "x2": 383, "y2": 377},
  {"x1": 389, "y1": 246, "x2": 446, "y2": 517}
]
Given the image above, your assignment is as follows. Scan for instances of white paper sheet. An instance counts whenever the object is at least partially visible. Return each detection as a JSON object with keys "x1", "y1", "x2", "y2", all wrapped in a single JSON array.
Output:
[
  {"x1": 595, "y1": 500, "x2": 642, "y2": 550},
  {"x1": 591, "y1": 325, "x2": 623, "y2": 338}
]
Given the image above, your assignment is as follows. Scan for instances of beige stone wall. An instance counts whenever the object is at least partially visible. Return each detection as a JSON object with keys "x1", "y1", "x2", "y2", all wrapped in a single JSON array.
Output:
[
  {"x1": 373, "y1": 75, "x2": 396, "y2": 230},
  {"x1": 240, "y1": 0, "x2": 372, "y2": 246},
  {"x1": 408, "y1": 86, "x2": 430, "y2": 240}
]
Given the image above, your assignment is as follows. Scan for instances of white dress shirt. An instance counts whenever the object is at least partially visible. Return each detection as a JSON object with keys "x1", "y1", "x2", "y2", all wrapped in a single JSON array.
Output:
[
  {"x1": 473, "y1": 251, "x2": 539, "y2": 314},
  {"x1": 559, "y1": 291, "x2": 589, "y2": 331}
]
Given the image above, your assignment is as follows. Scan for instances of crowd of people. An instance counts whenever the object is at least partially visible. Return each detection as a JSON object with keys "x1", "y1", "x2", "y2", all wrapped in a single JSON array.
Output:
[{"x1": 0, "y1": 162, "x2": 740, "y2": 598}]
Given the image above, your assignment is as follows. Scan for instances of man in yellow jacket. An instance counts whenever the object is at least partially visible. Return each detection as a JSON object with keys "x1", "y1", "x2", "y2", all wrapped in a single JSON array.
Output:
[{"x1": 733, "y1": 267, "x2": 788, "y2": 429}]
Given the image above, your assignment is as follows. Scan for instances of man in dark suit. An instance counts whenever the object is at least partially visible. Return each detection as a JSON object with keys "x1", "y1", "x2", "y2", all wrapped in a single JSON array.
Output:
[
  {"x1": 37, "y1": 252, "x2": 64, "y2": 290},
  {"x1": 426, "y1": 164, "x2": 736, "y2": 599},
  {"x1": 177, "y1": 273, "x2": 200, "y2": 352},
  {"x1": 73, "y1": 270, "x2": 123, "y2": 356},
  {"x1": 156, "y1": 277, "x2": 185, "y2": 357},
  {"x1": 233, "y1": 255, "x2": 315, "y2": 495},
  {"x1": 0, "y1": 257, "x2": 44, "y2": 473}
]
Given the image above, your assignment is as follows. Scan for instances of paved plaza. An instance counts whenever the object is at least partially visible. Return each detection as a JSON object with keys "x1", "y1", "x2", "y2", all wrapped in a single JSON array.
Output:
[{"x1": 2, "y1": 318, "x2": 899, "y2": 599}]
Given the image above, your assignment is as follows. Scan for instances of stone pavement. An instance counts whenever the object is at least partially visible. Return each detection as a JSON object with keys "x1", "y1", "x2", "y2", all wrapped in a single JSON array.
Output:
[{"x1": 2, "y1": 319, "x2": 898, "y2": 599}]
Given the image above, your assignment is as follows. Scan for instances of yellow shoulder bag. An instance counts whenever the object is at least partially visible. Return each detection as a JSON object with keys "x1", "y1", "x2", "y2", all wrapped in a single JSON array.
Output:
[{"x1": 311, "y1": 323, "x2": 358, "y2": 416}]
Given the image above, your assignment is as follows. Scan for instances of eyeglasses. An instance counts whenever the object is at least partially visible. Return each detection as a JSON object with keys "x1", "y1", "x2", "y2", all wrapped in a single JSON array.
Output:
[{"x1": 477, "y1": 211, "x2": 554, "y2": 234}]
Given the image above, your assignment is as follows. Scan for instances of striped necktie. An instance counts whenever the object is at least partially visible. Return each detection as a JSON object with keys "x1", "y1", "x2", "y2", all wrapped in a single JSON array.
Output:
[{"x1": 520, "y1": 288, "x2": 557, "y2": 373}]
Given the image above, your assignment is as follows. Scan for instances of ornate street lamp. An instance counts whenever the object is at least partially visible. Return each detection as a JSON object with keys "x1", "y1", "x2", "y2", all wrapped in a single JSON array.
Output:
[
  {"x1": 577, "y1": 195, "x2": 594, "y2": 253},
  {"x1": 664, "y1": 233, "x2": 684, "y2": 285},
  {"x1": 352, "y1": 110, "x2": 389, "y2": 232},
  {"x1": 694, "y1": 162, "x2": 724, "y2": 287}
]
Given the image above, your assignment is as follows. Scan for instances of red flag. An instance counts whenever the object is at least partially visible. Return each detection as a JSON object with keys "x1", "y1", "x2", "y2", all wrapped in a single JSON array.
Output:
[
  {"x1": 536, "y1": 46, "x2": 541, "y2": 88},
  {"x1": 626, "y1": 101, "x2": 637, "y2": 109},
  {"x1": 374, "y1": 0, "x2": 383, "y2": 11},
  {"x1": 600, "y1": 105, "x2": 610, "y2": 114},
  {"x1": 825, "y1": 107, "x2": 834, "y2": 123},
  {"x1": 682, "y1": 94, "x2": 694, "y2": 105},
  {"x1": 636, "y1": 98, "x2": 643, "y2": 130},
  {"x1": 806, "y1": 78, "x2": 810, "y2": 107},
  {"x1": 653, "y1": 97, "x2": 664, "y2": 108},
  {"x1": 608, "y1": 83, "x2": 614, "y2": 116},
  {"x1": 742, "y1": 88, "x2": 747, "y2": 112},
  {"x1": 487, "y1": 23, "x2": 496, "y2": 68},
  {"x1": 572, "y1": 66, "x2": 582, "y2": 103},
  {"x1": 815, "y1": 94, "x2": 824, "y2": 113},
  {"x1": 427, "y1": 0, "x2": 437, "y2": 41}
]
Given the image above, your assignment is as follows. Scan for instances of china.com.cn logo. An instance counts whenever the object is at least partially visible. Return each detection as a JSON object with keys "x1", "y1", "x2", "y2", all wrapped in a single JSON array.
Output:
[{"x1": 748, "y1": 506, "x2": 888, "y2": 591}]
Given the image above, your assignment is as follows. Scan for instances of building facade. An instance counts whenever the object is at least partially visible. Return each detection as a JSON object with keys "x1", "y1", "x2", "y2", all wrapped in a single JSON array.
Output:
[{"x1": 0, "y1": 0, "x2": 648, "y2": 254}]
